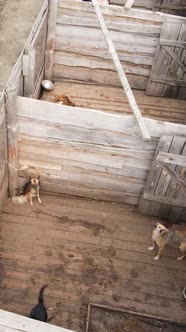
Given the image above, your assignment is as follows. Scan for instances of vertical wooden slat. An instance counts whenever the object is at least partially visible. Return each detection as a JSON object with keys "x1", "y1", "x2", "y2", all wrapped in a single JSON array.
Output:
[
  {"x1": 155, "y1": 136, "x2": 185, "y2": 217},
  {"x1": 166, "y1": 141, "x2": 186, "y2": 220},
  {"x1": 139, "y1": 135, "x2": 186, "y2": 221},
  {"x1": 5, "y1": 86, "x2": 18, "y2": 197},
  {"x1": 138, "y1": 135, "x2": 173, "y2": 214},
  {"x1": 23, "y1": 48, "x2": 36, "y2": 97},
  {"x1": 45, "y1": 0, "x2": 58, "y2": 80},
  {"x1": 146, "y1": 19, "x2": 186, "y2": 98}
]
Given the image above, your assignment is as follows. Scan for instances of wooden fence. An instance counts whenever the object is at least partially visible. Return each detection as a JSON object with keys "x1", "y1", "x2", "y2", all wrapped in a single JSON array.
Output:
[
  {"x1": 109, "y1": 0, "x2": 186, "y2": 17},
  {"x1": 0, "y1": 94, "x2": 8, "y2": 212},
  {"x1": 15, "y1": 97, "x2": 186, "y2": 205},
  {"x1": 53, "y1": 0, "x2": 164, "y2": 90}
]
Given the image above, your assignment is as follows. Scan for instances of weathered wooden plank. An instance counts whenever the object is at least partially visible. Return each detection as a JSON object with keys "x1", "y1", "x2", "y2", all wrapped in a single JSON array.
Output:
[
  {"x1": 160, "y1": 39, "x2": 186, "y2": 48},
  {"x1": 57, "y1": 0, "x2": 164, "y2": 22},
  {"x1": 56, "y1": 16, "x2": 162, "y2": 35},
  {"x1": 53, "y1": 64, "x2": 148, "y2": 90},
  {"x1": 53, "y1": 52, "x2": 151, "y2": 76},
  {"x1": 55, "y1": 25, "x2": 160, "y2": 46},
  {"x1": 17, "y1": 176, "x2": 140, "y2": 205},
  {"x1": 0, "y1": 174, "x2": 8, "y2": 214},
  {"x1": 23, "y1": 48, "x2": 35, "y2": 97},
  {"x1": 146, "y1": 21, "x2": 182, "y2": 97},
  {"x1": 33, "y1": 67, "x2": 44, "y2": 99},
  {"x1": 149, "y1": 77, "x2": 186, "y2": 87},
  {"x1": 18, "y1": 139, "x2": 154, "y2": 168},
  {"x1": 138, "y1": 135, "x2": 173, "y2": 214},
  {"x1": 0, "y1": 310, "x2": 74, "y2": 332},
  {"x1": 16, "y1": 96, "x2": 186, "y2": 138},
  {"x1": 5, "y1": 86, "x2": 18, "y2": 197},
  {"x1": 143, "y1": 193, "x2": 186, "y2": 208},
  {"x1": 45, "y1": 0, "x2": 58, "y2": 80},
  {"x1": 162, "y1": 45, "x2": 186, "y2": 73},
  {"x1": 148, "y1": 136, "x2": 185, "y2": 217},
  {"x1": 157, "y1": 151, "x2": 186, "y2": 167}
]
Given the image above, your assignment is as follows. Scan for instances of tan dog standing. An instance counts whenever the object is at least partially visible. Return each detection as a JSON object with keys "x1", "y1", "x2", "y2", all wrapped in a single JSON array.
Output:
[{"x1": 148, "y1": 223, "x2": 186, "y2": 261}]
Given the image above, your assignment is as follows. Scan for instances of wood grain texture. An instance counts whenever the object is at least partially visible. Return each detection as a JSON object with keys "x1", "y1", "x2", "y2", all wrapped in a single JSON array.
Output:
[
  {"x1": 146, "y1": 18, "x2": 186, "y2": 99},
  {"x1": 139, "y1": 135, "x2": 186, "y2": 220},
  {"x1": 0, "y1": 310, "x2": 74, "y2": 332},
  {"x1": 53, "y1": 0, "x2": 163, "y2": 89},
  {"x1": 1, "y1": 193, "x2": 186, "y2": 332},
  {"x1": 16, "y1": 91, "x2": 186, "y2": 204},
  {"x1": 45, "y1": 0, "x2": 58, "y2": 80}
]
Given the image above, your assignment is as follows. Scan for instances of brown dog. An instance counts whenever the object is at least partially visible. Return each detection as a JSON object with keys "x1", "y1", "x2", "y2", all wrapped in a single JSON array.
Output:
[
  {"x1": 54, "y1": 93, "x2": 75, "y2": 106},
  {"x1": 23, "y1": 176, "x2": 41, "y2": 206},
  {"x1": 148, "y1": 223, "x2": 186, "y2": 261}
]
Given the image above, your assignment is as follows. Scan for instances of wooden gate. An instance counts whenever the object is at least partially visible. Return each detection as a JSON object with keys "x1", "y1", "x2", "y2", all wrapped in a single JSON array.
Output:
[
  {"x1": 146, "y1": 17, "x2": 186, "y2": 99},
  {"x1": 138, "y1": 135, "x2": 186, "y2": 221}
]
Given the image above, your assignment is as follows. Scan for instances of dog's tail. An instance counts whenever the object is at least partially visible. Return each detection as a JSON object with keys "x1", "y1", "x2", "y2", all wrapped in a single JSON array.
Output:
[
  {"x1": 38, "y1": 285, "x2": 47, "y2": 304},
  {"x1": 12, "y1": 195, "x2": 27, "y2": 204}
]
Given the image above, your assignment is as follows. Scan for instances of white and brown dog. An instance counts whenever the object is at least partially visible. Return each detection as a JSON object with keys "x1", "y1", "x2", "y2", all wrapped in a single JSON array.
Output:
[
  {"x1": 54, "y1": 93, "x2": 75, "y2": 106},
  {"x1": 148, "y1": 223, "x2": 186, "y2": 261}
]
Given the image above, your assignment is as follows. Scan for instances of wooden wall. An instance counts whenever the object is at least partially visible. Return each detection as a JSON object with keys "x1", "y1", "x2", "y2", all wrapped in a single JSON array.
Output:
[
  {"x1": 16, "y1": 97, "x2": 186, "y2": 205},
  {"x1": 0, "y1": 94, "x2": 8, "y2": 212},
  {"x1": 109, "y1": 0, "x2": 186, "y2": 17},
  {"x1": 53, "y1": 0, "x2": 164, "y2": 90}
]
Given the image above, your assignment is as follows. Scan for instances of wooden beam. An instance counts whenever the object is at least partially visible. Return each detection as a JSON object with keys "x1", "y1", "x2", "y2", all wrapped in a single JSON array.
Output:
[
  {"x1": 157, "y1": 151, "x2": 186, "y2": 167},
  {"x1": 124, "y1": 0, "x2": 135, "y2": 9},
  {"x1": 5, "y1": 86, "x2": 18, "y2": 197},
  {"x1": 91, "y1": 0, "x2": 151, "y2": 141},
  {"x1": 160, "y1": 39, "x2": 186, "y2": 49},
  {"x1": 156, "y1": 160, "x2": 186, "y2": 189},
  {"x1": 143, "y1": 193, "x2": 186, "y2": 208},
  {"x1": 149, "y1": 77, "x2": 186, "y2": 87},
  {"x1": 162, "y1": 46, "x2": 186, "y2": 73},
  {"x1": 23, "y1": 48, "x2": 35, "y2": 97},
  {"x1": 45, "y1": 0, "x2": 58, "y2": 80}
]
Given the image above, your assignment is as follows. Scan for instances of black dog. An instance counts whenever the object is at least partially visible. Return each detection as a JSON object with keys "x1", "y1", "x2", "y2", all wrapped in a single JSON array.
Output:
[{"x1": 29, "y1": 285, "x2": 48, "y2": 322}]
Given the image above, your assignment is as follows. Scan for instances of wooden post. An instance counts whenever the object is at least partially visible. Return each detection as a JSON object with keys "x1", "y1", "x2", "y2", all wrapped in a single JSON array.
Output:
[
  {"x1": 23, "y1": 47, "x2": 35, "y2": 97},
  {"x1": 91, "y1": 0, "x2": 151, "y2": 141},
  {"x1": 5, "y1": 86, "x2": 18, "y2": 197},
  {"x1": 124, "y1": 0, "x2": 135, "y2": 9},
  {"x1": 45, "y1": 0, "x2": 58, "y2": 80}
]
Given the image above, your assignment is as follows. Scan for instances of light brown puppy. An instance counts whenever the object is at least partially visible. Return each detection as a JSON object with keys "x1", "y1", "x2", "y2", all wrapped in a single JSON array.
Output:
[
  {"x1": 148, "y1": 223, "x2": 186, "y2": 261},
  {"x1": 54, "y1": 93, "x2": 75, "y2": 106}
]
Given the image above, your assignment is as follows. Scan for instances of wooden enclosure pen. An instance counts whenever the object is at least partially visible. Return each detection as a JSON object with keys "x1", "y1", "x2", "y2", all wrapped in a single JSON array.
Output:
[{"x1": 0, "y1": 0, "x2": 186, "y2": 331}]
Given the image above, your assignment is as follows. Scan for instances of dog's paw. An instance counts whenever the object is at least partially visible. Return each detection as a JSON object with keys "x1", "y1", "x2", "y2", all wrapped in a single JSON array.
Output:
[
  {"x1": 154, "y1": 255, "x2": 160, "y2": 260},
  {"x1": 148, "y1": 246, "x2": 155, "y2": 251},
  {"x1": 38, "y1": 198, "x2": 42, "y2": 204},
  {"x1": 30, "y1": 202, "x2": 33, "y2": 206},
  {"x1": 177, "y1": 256, "x2": 184, "y2": 261}
]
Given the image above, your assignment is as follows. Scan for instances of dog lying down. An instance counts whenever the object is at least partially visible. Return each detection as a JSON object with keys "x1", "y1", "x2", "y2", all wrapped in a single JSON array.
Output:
[
  {"x1": 12, "y1": 176, "x2": 42, "y2": 206},
  {"x1": 148, "y1": 223, "x2": 186, "y2": 261},
  {"x1": 54, "y1": 93, "x2": 75, "y2": 106}
]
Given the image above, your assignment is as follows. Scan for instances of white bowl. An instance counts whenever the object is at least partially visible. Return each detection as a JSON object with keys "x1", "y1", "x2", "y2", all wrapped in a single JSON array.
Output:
[{"x1": 41, "y1": 80, "x2": 54, "y2": 91}]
